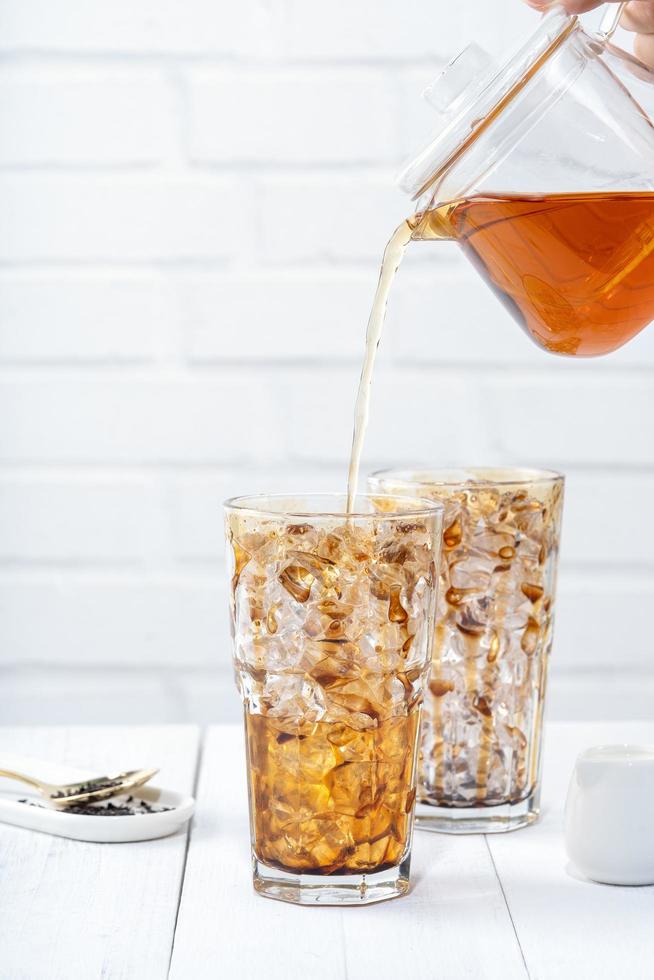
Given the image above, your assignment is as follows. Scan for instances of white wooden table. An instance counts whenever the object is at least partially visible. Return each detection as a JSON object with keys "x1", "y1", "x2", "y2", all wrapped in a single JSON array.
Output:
[{"x1": 1, "y1": 722, "x2": 653, "y2": 980}]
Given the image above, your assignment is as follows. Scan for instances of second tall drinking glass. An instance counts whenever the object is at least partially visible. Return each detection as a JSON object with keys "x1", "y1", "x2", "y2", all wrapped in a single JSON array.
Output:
[{"x1": 369, "y1": 469, "x2": 564, "y2": 833}]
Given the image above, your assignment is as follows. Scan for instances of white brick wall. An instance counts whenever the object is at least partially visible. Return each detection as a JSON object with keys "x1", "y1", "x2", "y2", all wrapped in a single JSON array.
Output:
[
  {"x1": 0, "y1": 176, "x2": 249, "y2": 261},
  {"x1": 188, "y1": 70, "x2": 399, "y2": 165},
  {"x1": 0, "y1": 68, "x2": 171, "y2": 166},
  {"x1": 0, "y1": 0, "x2": 652, "y2": 726}
]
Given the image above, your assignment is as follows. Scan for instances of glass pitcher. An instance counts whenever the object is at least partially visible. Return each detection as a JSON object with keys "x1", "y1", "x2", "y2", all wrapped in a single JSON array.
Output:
[{"x1": 399, "y1": 3, "x2": 654, "y2": 357}]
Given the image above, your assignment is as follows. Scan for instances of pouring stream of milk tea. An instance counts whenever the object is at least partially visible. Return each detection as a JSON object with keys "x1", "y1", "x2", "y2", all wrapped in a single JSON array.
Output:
[{"x1": 346, "y1": 217, "x2": 417, "y2": 511}]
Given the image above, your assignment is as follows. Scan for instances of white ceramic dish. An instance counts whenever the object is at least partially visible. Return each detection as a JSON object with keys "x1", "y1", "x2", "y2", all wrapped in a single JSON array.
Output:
[
  {"x1": 0, "y1": 754, "x2": 195, "y2": 843},
  {"x1": 565, "y1": 744, "x2": 654, "y2": 886}
]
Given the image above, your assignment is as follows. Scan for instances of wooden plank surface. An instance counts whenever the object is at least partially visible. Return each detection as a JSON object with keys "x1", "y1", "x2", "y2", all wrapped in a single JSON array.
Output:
[
  {"x1": 2, "y1": 722, "x2": 652, "y2": 980},
  {"x1": 169, "y1": 725, "x2": 527, "y2": 980},
  {"x1": 0, "y1": 725, "x2": 199, "y2": 980},
  {"x1": 487, "y1": 721, "x2": 654, "y2": 980}
]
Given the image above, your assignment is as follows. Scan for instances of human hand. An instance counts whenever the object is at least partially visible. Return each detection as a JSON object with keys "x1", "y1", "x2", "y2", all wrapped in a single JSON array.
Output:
[{"x1": 526, "y1": 1, "x2": 654, "y2": 68}]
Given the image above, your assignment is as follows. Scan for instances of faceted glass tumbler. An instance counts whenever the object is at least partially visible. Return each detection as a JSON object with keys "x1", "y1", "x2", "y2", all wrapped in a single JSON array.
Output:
[
  {"x1": 225, "y1": 493, "x2": 443, "y2": 905},
  {"x1": 369, "y1": 469, "x2": 564, "y2": 834}
]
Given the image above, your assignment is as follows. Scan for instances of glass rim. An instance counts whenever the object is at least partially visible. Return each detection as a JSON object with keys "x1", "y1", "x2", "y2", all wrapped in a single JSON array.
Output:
[
  {"x1": 579, "y1": 744, "x2": 654, "y2": 765},
  {"x1": 368, "y1": 466, "x2": 564, "y2": 491},
  {"x1": 223, "y1": 491, "x2": 444, "y2": 521}
]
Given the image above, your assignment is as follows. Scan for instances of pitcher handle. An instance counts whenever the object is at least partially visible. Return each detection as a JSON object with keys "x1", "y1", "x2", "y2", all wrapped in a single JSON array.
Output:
[
  {"x1": 539, "y1": 3, "x2": 626, "y2": 43},
  {"x1": 597, "y1": 1, "x2": 627, "y2": 42}
]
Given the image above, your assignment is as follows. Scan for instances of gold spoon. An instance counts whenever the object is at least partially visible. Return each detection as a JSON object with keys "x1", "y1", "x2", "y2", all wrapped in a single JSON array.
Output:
[{"x1": 0, "y1": 767, "x2": 159, "y2": 808}]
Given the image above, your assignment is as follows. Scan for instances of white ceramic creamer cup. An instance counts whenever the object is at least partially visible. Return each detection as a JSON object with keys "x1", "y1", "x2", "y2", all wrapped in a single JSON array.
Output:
[{"x1": 565, "y1": 745, "x2": 654, "y2": 886}]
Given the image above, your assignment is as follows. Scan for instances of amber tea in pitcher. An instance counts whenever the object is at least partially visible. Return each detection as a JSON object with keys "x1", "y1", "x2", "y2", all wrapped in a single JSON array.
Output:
[
  {"x1": 413, "y1": 191, "x2": 654, "y2": 357},
  {"x1": 397, "y1": 6, "x2": 654, "y2": 357}
]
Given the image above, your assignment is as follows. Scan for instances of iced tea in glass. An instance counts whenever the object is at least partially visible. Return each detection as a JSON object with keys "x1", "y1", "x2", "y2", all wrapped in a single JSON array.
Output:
[
  {"x1": 369, "y1": 469, "x2": 564, "y2": 833},
  {"x1": 225, "y1": 493, "x2": 442, "y2": 904}
]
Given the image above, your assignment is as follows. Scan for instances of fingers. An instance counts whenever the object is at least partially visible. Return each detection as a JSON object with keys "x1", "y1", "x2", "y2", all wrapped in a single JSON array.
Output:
[
  {"x1": 524, "y1": 0, "x2": 604, "y2": 10},
  {"x1": 559, "y1": 0, "x2": 606, "y2": 13},
  {"x1": 525, "y1": 0, "x2": 632, "y2": 13},
  {"x1": 523, "y1": 0, "x2": 572, "y2": 9},
  {"x1": 622, "y1": 1, "x2": 654, "y2": 34},
  {"x1": 634, "y1": 31, "x2": 654, "y2": 67},
  {"x1": 546, "y1": 0, "x2": 654, "y2": 32},
  {"x1": 522, "y1": 0, "x2": 654, "y2": 68}
]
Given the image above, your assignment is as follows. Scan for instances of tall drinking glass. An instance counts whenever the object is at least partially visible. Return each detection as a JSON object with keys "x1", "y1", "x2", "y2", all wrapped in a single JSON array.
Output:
[
  {"x1": 225, "y1": 493, "x2": 443, "y2": 905},
  {"x1": 369, "y1": 469, "x2": 564, "y2": 833}
]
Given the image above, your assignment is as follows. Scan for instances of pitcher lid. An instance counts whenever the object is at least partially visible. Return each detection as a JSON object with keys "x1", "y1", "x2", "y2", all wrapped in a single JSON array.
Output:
[{"x1": 397, "y1": 7, "x2": 576, "y2": 200}]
